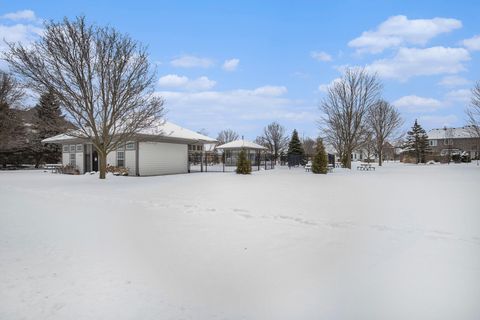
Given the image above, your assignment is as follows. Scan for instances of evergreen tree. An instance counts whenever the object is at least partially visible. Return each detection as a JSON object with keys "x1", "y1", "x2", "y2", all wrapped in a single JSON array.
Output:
[
  {"x1": 403, "y1": 120, "x2": 430, "y2": 164},
  {"x1": 287, "y1": 129, "x2": 305, "y2": 166},
  {"x1": 312, "y1": 138, "x2": 328, "y2": 174},
  {"x1": 30, "y1": 90, "x2": 66, "y2": 167},
  {"x1": 0, "y1": 102, "x2": 26, "y2": 167},
  {"x1": 236, "y1": 149, "x2": 251, "y2": 174}
]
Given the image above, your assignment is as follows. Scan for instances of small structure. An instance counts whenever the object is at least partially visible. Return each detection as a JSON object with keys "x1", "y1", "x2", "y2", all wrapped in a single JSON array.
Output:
[
  {"x1": 215, "y1": 139, "x2": 274, "y2": 171},
  {"x1": 42, "y1": 121, "x2": 217, "y2": 176}
]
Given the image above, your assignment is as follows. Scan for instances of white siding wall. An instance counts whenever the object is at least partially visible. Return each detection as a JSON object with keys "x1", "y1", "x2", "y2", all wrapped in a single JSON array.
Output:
[
  {"x1": 106, "y1": 151, "x2": 116, "y2": 166},
  {"x1": 76, "y1": 152, "x2": 84, "y2": 174},
  {"x1": 138, "y1": 141, "x2": 187, "y2": 176},
  {"x1": 125, "y1": 150, "x2": 136, "y2": 176},
  {"x1": 62, "y1": 152, "x2": 69, "y2": 166}
]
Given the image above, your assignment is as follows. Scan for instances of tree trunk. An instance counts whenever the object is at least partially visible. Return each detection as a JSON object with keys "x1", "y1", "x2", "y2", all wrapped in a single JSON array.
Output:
[
  {"x1": 378, "y1": 150, "x2": 382, "y2": 166},
  {"x1": 99, "y1": 151, "x2": 107, "y2": 179},
  {"x1": 345, "y1": 149, "x2": 352, "y2": 169}
]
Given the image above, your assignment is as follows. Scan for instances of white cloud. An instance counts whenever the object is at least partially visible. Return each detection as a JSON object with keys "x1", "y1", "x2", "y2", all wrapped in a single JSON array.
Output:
[
  {"x1": 158, "y1": 74, "x2": 216, "y2": 91},
  {"x1": 438, "y1": 75, "x2": 471, "y2": 87},
  {"x1": 365, "y1": 47, "x2": 470, "y2": 80},
  {"x1": 462, "y1": 35, "x2": 480, "y2": 51},
  {"x1": 445, "y1": 89, "x2": 471, "y2": 103},
  {"x1": 317, "y1": 78, "x2": 342, "y2": 93},
  {"x1": 253, "y1": 85, "x2": 287, "y2": 96},
  {"x1": 311, "y1": 51, "x2": 332, "y2": 62},
  {"x1": 0, "y1": 23, "x2": 43, "y2": 54},
  {"x1": 393, "y1": 95, "x2": 444, "y2": 113},
  {"x1": 418, "y1": 115, "x2": 458, "y2": 128},
  {"x1": 158, "y1": 74, "x2": 189, "y2": 87},
  {"x1": 1, "y1": 10, "x2": 36, "y2": 21},
  {"x1": 170, "y1": 55, "x2": 213, "y2": 68},
  {"x1": 155, "y1": 85, "x2": 313, "y2": 127},
  {"x1": 222, "y1": 58, "x2": 239, "y2": 71},
  {"x1": 349, "y1": 15, "x2": 462, "y2": 54}
]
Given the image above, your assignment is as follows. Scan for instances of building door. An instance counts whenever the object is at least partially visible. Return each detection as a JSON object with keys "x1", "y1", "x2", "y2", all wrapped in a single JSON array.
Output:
[{"x1": 92, "y1": 150, "x2": 99, "y2": 171}]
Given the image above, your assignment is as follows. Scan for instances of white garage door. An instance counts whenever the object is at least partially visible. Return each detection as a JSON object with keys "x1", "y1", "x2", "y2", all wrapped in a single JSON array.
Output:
[{"x1": 138, "y1": 141, "x2": 188, "y2": 176}]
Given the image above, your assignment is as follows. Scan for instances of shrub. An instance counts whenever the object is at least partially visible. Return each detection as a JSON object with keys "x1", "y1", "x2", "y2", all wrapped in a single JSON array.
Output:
[
  {"x1": 236, "y1": 149, "x2": 251, "y2": 174},
  {"x1": 106, "y1": 164, "x2": 129, "y2": 176},
  {"x1": 312, "y1": 138, "x2": 328, "y2": 174}
]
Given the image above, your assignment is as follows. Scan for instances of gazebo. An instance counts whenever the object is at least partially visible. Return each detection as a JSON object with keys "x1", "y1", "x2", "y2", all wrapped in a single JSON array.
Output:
[{"x1": 215, "y1": 139, "x2": 274, "y2": 171}]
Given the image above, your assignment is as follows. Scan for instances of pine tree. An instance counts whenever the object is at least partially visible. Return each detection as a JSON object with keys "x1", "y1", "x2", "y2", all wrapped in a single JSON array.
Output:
[
  {"x1": 0, "y1": 102, "x2": 26, "y2": 167},
  {"x1": 236, "y1": 148, "x2": 251, "y2": 174},
  {"x1": 312, "y1": 138, "x2": 328, "y2": 174},
  {"x1": 30, "y1": 90, "x2": 66, "y2": 167},
  {"x1": 403, "y1": 120, "x2": 430, "y2": 164},
  {"x1": 287, "y1": 129, "x2": 305, "y2": 166}
]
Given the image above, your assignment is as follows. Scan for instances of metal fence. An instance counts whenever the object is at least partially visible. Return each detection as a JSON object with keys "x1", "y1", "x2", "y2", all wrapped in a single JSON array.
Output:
[{"x1": 188, "y1": 151, "x2": 275, "y2": 173}]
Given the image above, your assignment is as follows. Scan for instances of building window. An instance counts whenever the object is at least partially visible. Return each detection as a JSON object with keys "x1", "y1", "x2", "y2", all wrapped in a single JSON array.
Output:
[
  {"x1": 69, "y1": 153, "x2": 76, "y2": 166},
  {"x1": 76, "y1": 144, "x2": 83, "y2": 152},
  {"x1": 117, "y1": 143, "x2": 125, "y2": 150},
  {"x1": 70, "y1": 145, "x2": 76, "y2": 153},
  {"x1": 429, "y1": 140, "x2": 438, "y2": 147},
  {"x1": 126, "y1": 142, "x2": 135, "y2": 150},
  {"x1": 117, "y1": 151, "x2": 125, "y2": 167},
  {"x1": 63, "y1": 145, "x2": 69, "y2": 153}
]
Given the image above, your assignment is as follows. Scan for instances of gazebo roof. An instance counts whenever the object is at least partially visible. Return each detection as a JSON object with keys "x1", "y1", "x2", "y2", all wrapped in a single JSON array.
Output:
[{"x1": 216, "y1": 139, "x2": 268, "y2": 150}]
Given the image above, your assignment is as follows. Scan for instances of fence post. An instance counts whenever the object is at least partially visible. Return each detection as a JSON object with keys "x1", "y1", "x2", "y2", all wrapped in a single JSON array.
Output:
[{"x1": 258, "y1": 151, "x2": 260, "y2": 171}]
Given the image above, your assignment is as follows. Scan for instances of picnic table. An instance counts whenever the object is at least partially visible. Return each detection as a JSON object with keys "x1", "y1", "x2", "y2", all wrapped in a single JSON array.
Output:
[
  {"x1": 335, "y1": 162, "x2": 344, "y2": 168},
  {"x1": 44, "y1": 163, "x2": 62, "y2": 173},
  {"x1": 357, "y1": 163, "x2": 375, "y2": 171}
]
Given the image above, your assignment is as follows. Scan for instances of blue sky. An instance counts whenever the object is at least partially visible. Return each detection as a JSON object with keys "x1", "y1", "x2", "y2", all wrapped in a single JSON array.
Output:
[{"x1": 1, "y1": 0, "x2": 479, "y2": 140}]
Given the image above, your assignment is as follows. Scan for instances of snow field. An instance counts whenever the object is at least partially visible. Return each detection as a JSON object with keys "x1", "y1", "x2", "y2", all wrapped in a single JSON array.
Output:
[{"x1": 0, "y1": 163, "x2": 479, "y2": 319}]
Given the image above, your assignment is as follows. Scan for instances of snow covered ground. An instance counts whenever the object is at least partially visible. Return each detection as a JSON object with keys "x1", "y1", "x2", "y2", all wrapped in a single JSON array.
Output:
[{"x1": 1, "y1": 162, "x2": 479, "y2": 320}]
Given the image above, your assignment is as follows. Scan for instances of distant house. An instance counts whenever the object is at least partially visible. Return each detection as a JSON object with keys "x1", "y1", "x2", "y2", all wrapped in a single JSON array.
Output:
[
  {"x1": 427, "y1": 126, "x2": 480, "y2": 159},
  {"x1": 42, "y1": 122, "x2": 217, "y2": 176}
]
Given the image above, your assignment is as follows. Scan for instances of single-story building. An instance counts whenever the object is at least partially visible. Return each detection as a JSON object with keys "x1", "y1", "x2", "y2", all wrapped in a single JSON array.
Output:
[{"x1": 42, "y1": 121, "x2": 217, "y2": 176}]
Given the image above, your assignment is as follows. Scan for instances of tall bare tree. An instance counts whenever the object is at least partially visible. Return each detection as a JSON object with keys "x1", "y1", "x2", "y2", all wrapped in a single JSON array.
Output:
[
  {"x1": 0, "y1": 72, "x2": 26, "y2": 165},
  {"x1": 466, "y1": 81, "x2": 480, "y2": 163},
  {"x1": 320, "y1": 68, "x2": 382, "y2": 169},
  {"x1": 367, "y1": 99, "x2": 403, "y2": 166},
  {"x1": 257, "y1": 122, "x2": 289, "y2": 161},
  {"x1": 466, "y1": 82, "x2": 480, "y2": 134},
  {"x1": 217, "y1": 129, "x2": 239, "y2": 145},
  {"x1": 302, "y1": 137, "x2": 316, "y2": 156},
  {"x1": 4, "y1": 16, "x2": 164, "y2": 179}
]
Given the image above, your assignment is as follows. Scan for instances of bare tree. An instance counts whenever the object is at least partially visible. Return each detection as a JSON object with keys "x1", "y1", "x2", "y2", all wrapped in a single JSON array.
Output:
[
  {"x1": 302, "y1": 137, "x2": 316, "y2": 156},
  {"x1": 0, "y1": 72, "x2": 24, "y2": 107},
  {"x1": 257, "y1": 122, "x2": 289, "y2": 161},
  {"x1": 0, "y1": 72, "x2": 26, "y2": 165},
  {"x1": 466, "y1": 81, "x2": 480, "y2": 132},
  {"x1": 4, "y1": 16, "x2": 164, "y2": 179},
  {"x1": 217, "y1": 129, "x2": 239, "y2": 145},
  {"x1": 320, "y1": 68, "x2": 382, "y2": 169},
  {"x1": 367, "y1": 99, "x2": 403, "y2": 166},
  {"x1": 466, "y1": 82, "x2": 480, "y2": 161}
]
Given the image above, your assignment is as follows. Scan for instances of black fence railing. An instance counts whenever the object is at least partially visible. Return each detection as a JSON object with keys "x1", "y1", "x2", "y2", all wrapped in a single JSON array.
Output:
[{"x1": 188, "y1": 151, "x2": 275, "y2": 173}]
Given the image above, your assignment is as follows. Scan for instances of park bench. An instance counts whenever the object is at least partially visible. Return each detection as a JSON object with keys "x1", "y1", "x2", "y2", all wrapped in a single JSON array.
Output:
[
  {"x1": 357, "y1": 163, "x2": 375, "y2": 171},
  {"x1": 327, "y1": 164, "x2": 334, "y2": 173},
  {"x1": 304, "y1": 161, "x2": 312, "y2": 172},
  {"x1": 44, "y1": 163, "x2": 62, "y2": 173}
]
